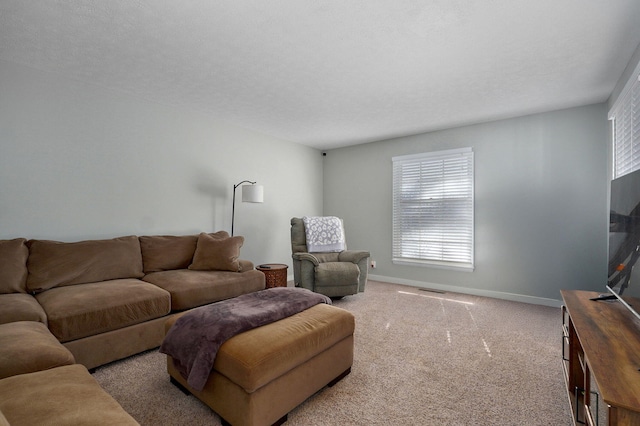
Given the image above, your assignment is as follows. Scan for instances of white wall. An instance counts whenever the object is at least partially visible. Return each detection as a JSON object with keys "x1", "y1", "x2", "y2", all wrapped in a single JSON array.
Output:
[
  {"x1": 609, "y1": 42, "x2": 640, "y2": 111},
  {"x1": 0, "y1": 57, "x2": 616, "y2": 303},
  {"x1": 0, "y1": 59, "x2": 323, "y2": 267},
  {"x1": 323, "y1": 104, "x2": 609, "y2": 305}
]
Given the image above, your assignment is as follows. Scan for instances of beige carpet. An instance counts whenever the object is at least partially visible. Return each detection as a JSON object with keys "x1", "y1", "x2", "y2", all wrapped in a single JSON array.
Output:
[{"x1": 93, "y1": 281, "x2": 573, "y2": 425}]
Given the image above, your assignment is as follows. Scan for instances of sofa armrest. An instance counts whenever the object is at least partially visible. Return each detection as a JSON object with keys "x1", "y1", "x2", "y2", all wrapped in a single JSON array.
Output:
[
  {"x1": 0, "y1": 294, "x2": 47, "y2": 325},
  {"x1": 338, "y1": 250, "x2": 370, "y2": 264},
  {"x1": 292, "y1": 252, "x2": 320, "y2": 266},
  {"x1": 238, "y1": 259, "x2": 254, "y2": 272}
]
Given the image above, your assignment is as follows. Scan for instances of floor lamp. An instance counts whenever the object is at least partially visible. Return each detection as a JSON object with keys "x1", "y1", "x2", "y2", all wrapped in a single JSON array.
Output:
[{"x1": 231, "y1": 180, "x2": 264, "y2": 236}]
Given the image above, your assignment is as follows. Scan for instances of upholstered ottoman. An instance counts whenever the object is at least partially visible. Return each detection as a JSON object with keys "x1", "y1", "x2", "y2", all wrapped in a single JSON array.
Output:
[{"x1": 164, "y1": 303, "x2": 355, "y2": 426}]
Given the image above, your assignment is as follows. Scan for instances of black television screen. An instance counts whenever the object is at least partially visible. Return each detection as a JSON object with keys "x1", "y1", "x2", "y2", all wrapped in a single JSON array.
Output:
[{"x1": 606, "y1": 168, "x2": 640, "y2": 321}]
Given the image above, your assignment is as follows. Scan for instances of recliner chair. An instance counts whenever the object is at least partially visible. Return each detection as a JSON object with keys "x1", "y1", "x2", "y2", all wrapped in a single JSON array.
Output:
[{"x1": 290, "y1": 217, "x2": 370, "y2": 298}]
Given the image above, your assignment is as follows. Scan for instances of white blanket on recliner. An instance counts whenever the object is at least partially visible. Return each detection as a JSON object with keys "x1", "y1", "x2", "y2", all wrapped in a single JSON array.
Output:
[{"x1": 303, "y1": 216, "x2": 345, "y2": 252}]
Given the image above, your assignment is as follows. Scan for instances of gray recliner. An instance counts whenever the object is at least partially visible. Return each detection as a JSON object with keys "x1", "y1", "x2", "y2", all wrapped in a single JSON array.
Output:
[{"x1": 290, "y1": 217, "x2": 370, "y2": 298}]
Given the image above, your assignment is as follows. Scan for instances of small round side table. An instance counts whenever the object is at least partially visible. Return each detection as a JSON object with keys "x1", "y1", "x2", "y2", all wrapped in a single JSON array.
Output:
[{"x1": 256, "y1": 263, "x2": 289, "y2": 288}]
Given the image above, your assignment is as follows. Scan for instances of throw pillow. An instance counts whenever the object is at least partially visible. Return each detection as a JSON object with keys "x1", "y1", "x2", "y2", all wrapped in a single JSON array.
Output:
[{"x1": 188, "y1": 232, "x2": 244, "y2": 272}]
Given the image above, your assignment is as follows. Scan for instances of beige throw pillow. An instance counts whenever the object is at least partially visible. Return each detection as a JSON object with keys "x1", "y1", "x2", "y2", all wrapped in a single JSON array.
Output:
[{"x1": 188, "y1": 232, "x2": 244, "y2": 272}]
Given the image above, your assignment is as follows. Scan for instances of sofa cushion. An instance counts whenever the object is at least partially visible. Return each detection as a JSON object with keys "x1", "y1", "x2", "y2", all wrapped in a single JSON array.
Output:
[
  {"x1": 143, "y1": 269, "x2": 265, "y2": 311},
  {"x1": 0, "y1": 321, "x2": 75, "y2": 379},
  {"x1": 139, "y1": 234, "x2": 198, "y2": 273},
  {"x1": 26, "y1": 236, "x2": 144, "y2": 293},
  {"x1": 0, "y1": 293, "x2": 47, "y2": 325},
  {"x1": 313, "y1": 252, "x2": 341, "y2": 263},
  {"x1": 0, "y1": 364, "x2": 139, "y2": 426},
  {"x1": 315, "y1": 262, "x2": 359, "y2": 287},
  {"x1": 0, "y1": 238, "x2": 28, "y2": 294},
  {"x1": 35, "y1": 279, "x2": 171, "y2": 342},
  {"x1": 189, "y1": 232, "x2": 244, "y2": 272}
]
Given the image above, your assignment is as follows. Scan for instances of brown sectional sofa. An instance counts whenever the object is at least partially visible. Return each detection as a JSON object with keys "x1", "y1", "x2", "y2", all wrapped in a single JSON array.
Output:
[
  {"x1": 0, "y1": 232, "x2": 265, "y2": 368},
  {"x1": 0, "y1": 231, "x2": 266, "y2": 424}
]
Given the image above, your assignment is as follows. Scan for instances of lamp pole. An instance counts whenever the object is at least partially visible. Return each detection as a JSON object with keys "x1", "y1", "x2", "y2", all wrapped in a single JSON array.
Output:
[{"x1": 231, "y1": 180, "x2": 255, "y2": 236}]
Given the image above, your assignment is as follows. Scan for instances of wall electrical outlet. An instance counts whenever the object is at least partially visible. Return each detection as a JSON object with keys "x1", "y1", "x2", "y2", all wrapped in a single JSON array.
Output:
[{"x1": 370, "y1": 260, "x2": 376, "y2": 269}]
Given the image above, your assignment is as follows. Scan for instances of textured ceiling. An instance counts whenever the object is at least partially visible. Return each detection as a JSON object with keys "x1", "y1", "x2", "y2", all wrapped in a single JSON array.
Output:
[{"x1": 1, "y1": 1, "x2": 640, "y2": 150}]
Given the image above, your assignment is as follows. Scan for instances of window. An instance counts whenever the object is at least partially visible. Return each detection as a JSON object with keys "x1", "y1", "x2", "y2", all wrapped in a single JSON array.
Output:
[
  {"x1": 392, "y1": 147, "x2": 474, "y2": 270},
  {"x1": 610, "y1": 63, "x2": 640, "y2": 178}
]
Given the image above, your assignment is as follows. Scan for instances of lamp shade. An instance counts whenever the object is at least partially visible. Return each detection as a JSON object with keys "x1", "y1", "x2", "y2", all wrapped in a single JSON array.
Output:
[{"x1": 241, "y1": 184, "x2": 264, "y2": 203}]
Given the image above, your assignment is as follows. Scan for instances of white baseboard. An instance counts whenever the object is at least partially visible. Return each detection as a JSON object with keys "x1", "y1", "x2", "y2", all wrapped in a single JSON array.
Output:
[{"x1": 367, "y1": 274, "x2": 563, "y2": 308}]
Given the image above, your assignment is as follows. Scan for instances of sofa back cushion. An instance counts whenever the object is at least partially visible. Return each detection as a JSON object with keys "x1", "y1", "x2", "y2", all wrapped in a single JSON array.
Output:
[
  {"x1": 0, "y1": 239, "x2": 29, "y2": 294},
  {"x1": 139, "y1": 234, "x2": 199, "y2": 273},
  {"x1": 26, "y1": 236, "x2": 144, "y2": 293}
]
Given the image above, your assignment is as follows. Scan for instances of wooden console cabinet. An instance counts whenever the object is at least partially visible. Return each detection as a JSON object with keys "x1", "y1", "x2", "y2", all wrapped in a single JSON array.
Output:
[{"x1": 561, "y1": 290, "x2": 640, "y2": 425}]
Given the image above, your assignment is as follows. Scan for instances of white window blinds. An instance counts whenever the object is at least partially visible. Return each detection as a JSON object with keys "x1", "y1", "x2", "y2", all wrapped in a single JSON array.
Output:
[
  {"x1": 392, "y1": 147, "x2": 474, "y2": 270},
  {"x1": 610, "y1": 66, "x2": 640, "y2": 179}
]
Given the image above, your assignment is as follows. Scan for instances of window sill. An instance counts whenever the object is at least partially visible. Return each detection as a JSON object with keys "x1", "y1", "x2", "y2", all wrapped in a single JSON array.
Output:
[{"x1": 392, "y1": 258, "x2": 474, "y2": 272}]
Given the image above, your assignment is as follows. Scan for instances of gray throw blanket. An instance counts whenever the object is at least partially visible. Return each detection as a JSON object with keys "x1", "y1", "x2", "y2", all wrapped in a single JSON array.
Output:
[
  {"x1": 159, "y1": 287, "x2": 332, "y2": 391},
  {"x1": 303, "y1": 216, "x2": 345, "y2": 252}
]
